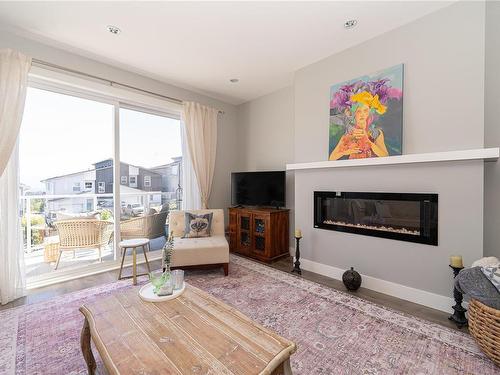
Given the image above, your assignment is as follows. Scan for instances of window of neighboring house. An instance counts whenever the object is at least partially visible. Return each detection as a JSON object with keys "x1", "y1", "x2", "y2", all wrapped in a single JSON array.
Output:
[
  {"x1": 120, "y1": 176, "x2": 127, "y2": 185},
  {"x1": 73, "y1": 182, "x2": 81, "y2": 192},
  {"x1": 129, "y1": 176, "x2": 137, "y2": 187},
  {"x1": 144, "y1": 175, "x2": 151, "y2": 187},
  {"x1": 98, "y1": 182, "x2": 105, "y2": 193},
  {"x1": 84, "y1": 182, "x2": 93, "y2": 189},
  {"x1": 86, "y1": 199, "x2": 93, "y2": 211}
]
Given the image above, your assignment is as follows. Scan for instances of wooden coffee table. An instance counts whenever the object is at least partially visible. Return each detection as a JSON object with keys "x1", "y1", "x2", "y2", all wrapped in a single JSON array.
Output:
[{"x1": 80, "y1": 284, "x2": 296, "y2": 374}]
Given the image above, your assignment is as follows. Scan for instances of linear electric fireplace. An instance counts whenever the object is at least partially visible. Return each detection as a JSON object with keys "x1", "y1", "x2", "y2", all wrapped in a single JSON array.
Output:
[{"x1": 314, "y1": 191, "x2": 438, "y2": 245}]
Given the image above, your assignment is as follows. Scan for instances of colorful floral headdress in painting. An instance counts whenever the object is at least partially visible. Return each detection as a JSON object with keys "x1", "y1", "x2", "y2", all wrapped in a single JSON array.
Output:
[
  {"x1": 350, "y1": 91, "x2": 386, "y2": 115},
  {"x1": 330, "y1": 78, "x2": 402, "y2": 117}
]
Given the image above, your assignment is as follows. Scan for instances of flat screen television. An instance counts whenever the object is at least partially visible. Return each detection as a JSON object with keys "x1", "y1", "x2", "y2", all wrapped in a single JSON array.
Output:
[{"x1": 231, "y1": 171, "x2": 286, "y2": 208}]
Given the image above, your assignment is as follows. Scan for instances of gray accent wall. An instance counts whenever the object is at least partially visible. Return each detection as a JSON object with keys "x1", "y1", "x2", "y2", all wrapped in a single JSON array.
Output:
[
  {"x1": 293, "y1": 1, "x2": 486, "y2": 297},
  {"x1": 236, "y1": 2, "x2": 490, "y2": 299},
  {"x1": 294, "y1": 1, "x2": 485, "y2": 163},
  {"x1": 484, "y1": 1, "x2": 500, "y2": 259},
  {"x1": 295, "y1": 163, "x2": 483, "y2": 297}
]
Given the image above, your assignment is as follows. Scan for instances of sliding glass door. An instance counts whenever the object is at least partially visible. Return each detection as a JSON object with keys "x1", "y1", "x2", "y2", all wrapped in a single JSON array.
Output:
[
  {"x1": 19, "y1": 85, "x2": 182, "y2": 284},
  {"x1": 119, "y1": 107, "x2": 182, "y2": 252},
  {"x1": 19, "y1": 87, "x2": 115, "y2": 280}
]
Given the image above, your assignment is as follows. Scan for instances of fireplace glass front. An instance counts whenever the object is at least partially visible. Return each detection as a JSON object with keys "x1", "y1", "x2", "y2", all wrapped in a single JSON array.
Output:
[{"x1": 314, "y1": 192, "x2": 438, "y2": 245}]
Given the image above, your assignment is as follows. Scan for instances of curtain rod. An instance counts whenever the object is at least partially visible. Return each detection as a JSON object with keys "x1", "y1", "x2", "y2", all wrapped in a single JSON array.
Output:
[{"x1": 31, "y1": 58, "x2": 224, "y2": 114}]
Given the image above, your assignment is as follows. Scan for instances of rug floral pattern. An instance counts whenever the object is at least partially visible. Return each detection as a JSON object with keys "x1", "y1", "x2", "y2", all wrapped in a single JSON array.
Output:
[{"x1": 1, "y1": 255, "x2": 498, "y2": 374}]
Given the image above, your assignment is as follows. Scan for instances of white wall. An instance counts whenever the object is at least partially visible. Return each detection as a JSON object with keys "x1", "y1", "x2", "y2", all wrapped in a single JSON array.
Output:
[
  {"x1": 237, "y1": 87, "x2": 295, "y2": 243},
  {"x1": 238, "y1": 87, "x2": 294, "y2": 169},
  {"x1": 0, "y1": 30, "x2": 242, "y2": 215}
]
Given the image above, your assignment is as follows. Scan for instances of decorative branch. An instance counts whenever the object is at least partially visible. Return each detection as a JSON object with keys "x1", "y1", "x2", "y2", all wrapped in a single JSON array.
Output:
[{"x1": 163, "y1": 234, "x2": 174, "y2": 270}]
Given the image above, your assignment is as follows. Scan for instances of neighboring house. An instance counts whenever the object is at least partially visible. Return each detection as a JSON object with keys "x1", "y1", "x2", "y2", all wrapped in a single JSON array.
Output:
[
  {"x1": 41, "y1": 169, "x2": 96, "y2": 213},
  {"x1": 94, "y1": 159, "x2": 163, "y2": 194},
  {"x1": 39, "y1": 158, "x2": 180, "y2": 215},
  {"x1": 150, "y1": 156, "x2": 183, "y2": 201}
]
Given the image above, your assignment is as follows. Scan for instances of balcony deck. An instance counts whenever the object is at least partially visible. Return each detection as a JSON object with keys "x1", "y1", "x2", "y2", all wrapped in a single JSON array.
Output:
[{"x1": 21, "y1": 192, "x2": 174, "y2": 287}]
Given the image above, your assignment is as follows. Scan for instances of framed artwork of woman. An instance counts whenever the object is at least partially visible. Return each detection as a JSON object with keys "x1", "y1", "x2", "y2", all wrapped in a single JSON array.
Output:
[{"x1": 328, "y1": 64, "x2": 404, "y2": 161}]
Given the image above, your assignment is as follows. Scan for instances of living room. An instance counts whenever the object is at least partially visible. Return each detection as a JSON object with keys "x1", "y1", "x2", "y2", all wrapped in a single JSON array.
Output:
[{"x1": 1, "y1": 1, "x2": 499, "y2": 374}]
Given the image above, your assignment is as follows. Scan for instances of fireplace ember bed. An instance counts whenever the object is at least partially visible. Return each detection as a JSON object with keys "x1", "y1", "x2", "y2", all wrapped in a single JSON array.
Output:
[{"x1": 314, "y1": 191, "x2": 438, "y2": 245}]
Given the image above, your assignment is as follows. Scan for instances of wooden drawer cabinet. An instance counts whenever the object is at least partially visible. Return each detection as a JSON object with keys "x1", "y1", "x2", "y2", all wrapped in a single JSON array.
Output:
[{"x1": 228, "y1": 207, "x2": 289, "y2": 262}]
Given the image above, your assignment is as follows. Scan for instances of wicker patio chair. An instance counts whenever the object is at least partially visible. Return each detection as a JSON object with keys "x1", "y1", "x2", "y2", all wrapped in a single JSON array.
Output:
[
  {"x1": 53, "y1": 219, "x2": 114, "y2": 270},
  {"x1": 120, "y1": 211, "x2": 168, "y2": 240}
]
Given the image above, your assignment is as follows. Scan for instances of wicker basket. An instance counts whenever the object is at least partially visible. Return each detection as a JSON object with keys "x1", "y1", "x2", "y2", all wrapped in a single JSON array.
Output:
[
  {"x1": 468, "y1": 298, "x2": 500, "y2": 366},
  {"x1": 43, "y1": 240, "x2": 60, "y2": 263}
]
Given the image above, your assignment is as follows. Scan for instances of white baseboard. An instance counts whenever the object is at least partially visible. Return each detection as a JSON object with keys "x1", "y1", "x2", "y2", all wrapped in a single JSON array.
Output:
[{"x1": 292, "y1": 252, "x2": 455, "y2": 313}]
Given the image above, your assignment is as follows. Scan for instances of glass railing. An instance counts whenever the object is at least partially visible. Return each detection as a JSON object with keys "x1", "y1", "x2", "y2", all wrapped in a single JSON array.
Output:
[{"x1": 20, "y1": 191, "x2": 179, "y2": 278}]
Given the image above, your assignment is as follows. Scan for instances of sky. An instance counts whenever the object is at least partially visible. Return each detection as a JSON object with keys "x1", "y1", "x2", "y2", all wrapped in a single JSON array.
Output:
[{"x1": 19, "y1": 87, "x2": 182, "y2": 191}]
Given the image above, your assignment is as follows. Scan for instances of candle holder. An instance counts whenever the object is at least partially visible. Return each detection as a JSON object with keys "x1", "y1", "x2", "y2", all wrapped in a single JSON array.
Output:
[
  {"x1": 291, "y1": 236, "x2": 302, "y2": 275},
  {"x1": 448, "y1": 265, "x2": 468, "y2": 328}
]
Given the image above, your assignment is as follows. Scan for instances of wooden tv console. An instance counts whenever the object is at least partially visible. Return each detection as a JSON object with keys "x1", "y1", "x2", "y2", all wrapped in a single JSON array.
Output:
[{"x1": 228, "y1": 207, "x2": 290, "y2": 263}]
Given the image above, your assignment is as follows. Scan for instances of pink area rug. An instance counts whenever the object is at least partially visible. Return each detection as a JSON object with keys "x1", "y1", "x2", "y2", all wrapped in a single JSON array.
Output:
[{"x1": 0, "y1": 255, "x2": 498, "y2": 375}]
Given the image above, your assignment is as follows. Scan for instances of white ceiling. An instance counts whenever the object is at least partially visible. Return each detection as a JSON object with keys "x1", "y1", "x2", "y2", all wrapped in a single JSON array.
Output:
[{"x1": 0, "y1": 1, "x2": 453, "y2": 105}]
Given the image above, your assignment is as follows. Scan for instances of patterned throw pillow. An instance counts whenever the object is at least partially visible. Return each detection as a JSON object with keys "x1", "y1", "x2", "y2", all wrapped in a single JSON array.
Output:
[
  {"x1": 183, "y1": 212, "x2": 213, "y2": 238},
  {"x1": 481, "y1": 264, "x2": 500, "y2": 293}
]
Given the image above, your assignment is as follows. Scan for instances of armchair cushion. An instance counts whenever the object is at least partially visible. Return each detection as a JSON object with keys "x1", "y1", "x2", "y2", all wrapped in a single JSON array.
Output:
[{"x1": 171, "y1": 235, "x2": 229, "y2": 267}]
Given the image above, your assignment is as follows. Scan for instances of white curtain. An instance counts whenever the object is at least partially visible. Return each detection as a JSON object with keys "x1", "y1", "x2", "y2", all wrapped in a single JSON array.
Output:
[
  {"x1": 181, "y1": 102, "x2": 218, "y2": 209},
  {"x1": 0, "y1": 49, "x2": 31, "y2": 305},
  {"x1": 181, "y1": 119, "x2": 202, "y2": 210}
]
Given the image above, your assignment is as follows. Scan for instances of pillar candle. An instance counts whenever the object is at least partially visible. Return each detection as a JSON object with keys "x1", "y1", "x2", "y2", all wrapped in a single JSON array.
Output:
[
  {"x1": 294, "y1": 229, "x2": 302, "y2": 238},
  {"x1": 450, "y1": 255, "x2": 463, "y2": 268}
]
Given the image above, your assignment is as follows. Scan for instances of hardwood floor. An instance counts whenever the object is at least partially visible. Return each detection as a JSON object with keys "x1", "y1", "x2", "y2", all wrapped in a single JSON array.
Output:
[
  {"x1": 0, "y1": 255, "x2": 464, "y2": 333},
  {"x1": 0, "y1": 259, "x2": 162, "y2": 311}
]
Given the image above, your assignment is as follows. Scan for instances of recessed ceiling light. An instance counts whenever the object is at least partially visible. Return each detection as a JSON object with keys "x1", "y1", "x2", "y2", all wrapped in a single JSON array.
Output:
[
  {"x1": 229, "y1": 78, "x2": 239, "y2": 83},
  {"x1": 107, "y1": 25, "x2": 121, "y2": 35},
  {"x1": 344, "y1": 19, "x2": 357, "y2": 29}
]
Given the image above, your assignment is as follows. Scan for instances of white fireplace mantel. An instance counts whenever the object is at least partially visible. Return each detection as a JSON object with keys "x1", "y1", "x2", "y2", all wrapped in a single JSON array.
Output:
[{"x1": 286, "y1": 148, "x2": 499, "y2": 171}]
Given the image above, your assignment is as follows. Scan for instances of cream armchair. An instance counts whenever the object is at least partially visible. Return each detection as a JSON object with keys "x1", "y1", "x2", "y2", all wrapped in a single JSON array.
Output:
[{"x1": 168, "y1": 209, "x2": 229, "y2": 275}]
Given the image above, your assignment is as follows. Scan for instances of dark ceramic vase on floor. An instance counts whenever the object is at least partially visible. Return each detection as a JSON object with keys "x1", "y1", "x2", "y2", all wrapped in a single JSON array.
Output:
[{"x1": 343, "y1": 267, "x2": 362, "y2": 291}]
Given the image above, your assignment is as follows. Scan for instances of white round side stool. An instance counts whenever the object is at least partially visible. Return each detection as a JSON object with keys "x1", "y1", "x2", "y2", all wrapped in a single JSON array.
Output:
[{"x1": 118, "y1": 238, "x2": 151, "y2": 285}]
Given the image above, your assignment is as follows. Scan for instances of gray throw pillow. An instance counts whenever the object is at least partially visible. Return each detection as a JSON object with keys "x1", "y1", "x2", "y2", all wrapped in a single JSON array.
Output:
[{"x1": 183, "y1": 212, "x2": 213, "y2": 238}]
